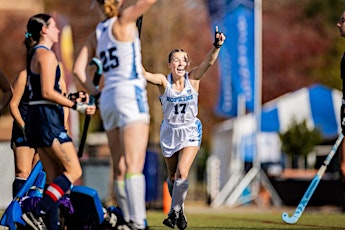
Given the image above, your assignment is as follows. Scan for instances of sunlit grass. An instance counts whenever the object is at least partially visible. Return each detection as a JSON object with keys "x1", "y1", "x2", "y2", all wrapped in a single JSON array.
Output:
[
  {"x1": 1, "y1": 205, "x2": 345, "y2": 229},
  {"x1": 146, "y1": 207, "x2": 345, "y2": 230}
]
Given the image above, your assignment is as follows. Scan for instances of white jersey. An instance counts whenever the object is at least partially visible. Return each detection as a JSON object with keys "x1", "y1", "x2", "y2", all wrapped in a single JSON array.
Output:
[
  {"x1": 95, "y1": 17, "x2": 149, "y2": 130},
  {"x1": 159, "y1": 73, "x2": 198, "y2": 127},
  {"x1": 95, "y1": 17, "x2": 146, "y2": 91},
  {"x1": 159, "y1": 73, "x2": 202, "y2": 157}
]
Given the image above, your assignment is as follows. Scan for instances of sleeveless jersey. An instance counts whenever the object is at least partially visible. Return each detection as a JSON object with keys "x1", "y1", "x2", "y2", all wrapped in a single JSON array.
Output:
[
  {"x1": 25, "y1": 45, "x2": 70, "y2": 148},
  {"x1": 11, "y1": 78, "x2": 31, "y2": 148},
  {"x1": 27, "y1": 46, "x2": 62, "y2": 101},
  {"x1": 159, "y1": 73, "x2": 202, "y2": 157},
  {"x1": 159, "y1": 73, "x2": 198, "y2": 127},
  {"x1": 95, "y1": 17, "x2": 146, "y2": 91},
  {"x1": 95, "y1": 17, "x2": 149, "y2": 129}
]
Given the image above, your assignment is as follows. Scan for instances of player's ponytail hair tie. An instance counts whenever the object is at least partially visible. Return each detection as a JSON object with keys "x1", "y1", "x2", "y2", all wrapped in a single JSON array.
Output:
[{"x1": 25, "y1": 32, "x2": 32, "y2": 39}]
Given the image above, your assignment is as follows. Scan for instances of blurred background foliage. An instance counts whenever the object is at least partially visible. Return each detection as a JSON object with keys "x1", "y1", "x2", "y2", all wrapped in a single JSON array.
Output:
[
  {"x1": 1, "y1": 0, "x2": 345, "y2": 154},
  {"x1": 279, "y1": 119, "x2": 323, "y2": 168}
]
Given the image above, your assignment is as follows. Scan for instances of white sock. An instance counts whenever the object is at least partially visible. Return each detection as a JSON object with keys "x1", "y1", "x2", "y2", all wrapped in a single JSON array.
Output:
[
  {"x1": 125, "y1": 174, "x2": 146, "y2": 228},
  {"x1": 114, "y1": 180, "x2": 130, "y2": 222},
  {"x1": 171, "y1": 178, "x2": 188, "y2": 213}
]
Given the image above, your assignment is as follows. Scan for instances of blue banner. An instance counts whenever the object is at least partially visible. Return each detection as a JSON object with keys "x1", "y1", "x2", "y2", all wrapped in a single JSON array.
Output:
[{"x1": 207, "y1": 0, "x2": 255, "y2": 117}]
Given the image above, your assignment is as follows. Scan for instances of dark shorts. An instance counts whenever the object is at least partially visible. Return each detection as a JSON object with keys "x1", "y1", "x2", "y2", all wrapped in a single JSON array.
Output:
[
  {"x1": 26, "y1": 104, "x2": 72, "y2": 148},
  {"x1": 11, "y1": 122, "x2": 29, "y2": 149}
]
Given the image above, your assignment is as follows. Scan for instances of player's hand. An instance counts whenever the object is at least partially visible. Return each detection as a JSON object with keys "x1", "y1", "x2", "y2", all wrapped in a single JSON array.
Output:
[
  {"x1": 213, "y1": 26, "x2": 226, "y2": 48},
  {"x1": 21, "y1": 125, "x2": 28, "y2": 141},
  {"x1": 68, "y1": 91, "x2": 88, "y2": 103},
  {"x1": 85, "y1": 104, "x2": 96, "y2": 115},
  {"x1": 72, "y1": 102, "x2": 96, "y2": 115}
]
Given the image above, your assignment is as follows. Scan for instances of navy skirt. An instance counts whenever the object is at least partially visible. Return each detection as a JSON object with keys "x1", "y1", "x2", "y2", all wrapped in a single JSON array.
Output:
[{"x1": 25, "y1": 104, "x2": 72, "y2": 148}]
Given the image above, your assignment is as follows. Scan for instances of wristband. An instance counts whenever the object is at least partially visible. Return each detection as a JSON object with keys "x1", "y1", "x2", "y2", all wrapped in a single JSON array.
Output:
[{"x1": 213, "y1": 42, "x2": 222, "y2": 48}]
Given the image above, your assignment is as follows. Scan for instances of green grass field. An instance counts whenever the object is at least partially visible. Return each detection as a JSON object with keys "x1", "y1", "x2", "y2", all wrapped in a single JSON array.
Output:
[
  {"x1": 1, "y1": 205, "x2": 345, "y2": 229},
  {"x1": 145, "y1": 205, "x2": 345, "y2": 230}
]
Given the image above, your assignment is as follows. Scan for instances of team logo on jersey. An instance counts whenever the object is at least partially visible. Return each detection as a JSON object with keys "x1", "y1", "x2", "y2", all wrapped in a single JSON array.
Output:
[
  {"x1": 167, "y1": 95, "x2": 193, "y2": 102},
  {"x1": 59, "y1": 132, "x2": 68, "y2": 140},
  {"x1": 16, "y1": 137, "x2": 25, "y2": 144}
]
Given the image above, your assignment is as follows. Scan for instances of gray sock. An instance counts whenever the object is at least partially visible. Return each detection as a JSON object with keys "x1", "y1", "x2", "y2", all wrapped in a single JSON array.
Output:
[
  {"x1": 114, "y1": 180, "x2": 130, "y2": 222},
  {"x1": 171, "y1": 178, "x2": 188, "y2": 213}
]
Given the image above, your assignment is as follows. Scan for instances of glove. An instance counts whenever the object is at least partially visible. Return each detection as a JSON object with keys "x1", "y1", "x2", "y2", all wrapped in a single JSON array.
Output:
[
  {"x1": 213, "y1": 26, "x2": 223, "y2": 48},
  {"x1": 68, "y1": 91, "x2": 87, "y2": 103},
  {"x1": 72, "y1": 102, "x2": 88, "y2": 114},
  {"x1": 341, "y1": 103, "x2": 345, "y2": 134}
]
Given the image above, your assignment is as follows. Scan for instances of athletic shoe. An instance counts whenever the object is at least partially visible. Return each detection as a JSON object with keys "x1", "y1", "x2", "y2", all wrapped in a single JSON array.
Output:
[
  {"x1": 125, "y1": 220, "x2": 149, "y2": 230},
  {"x1": 162, "y1": 211, "x2": 178, "y2": 228},
  {"x1": 176, "y1": 209, "x2": 187, "y2": 230},
  {"x1": 22, "y1": 212, "x2": 47, "y2": 230}
]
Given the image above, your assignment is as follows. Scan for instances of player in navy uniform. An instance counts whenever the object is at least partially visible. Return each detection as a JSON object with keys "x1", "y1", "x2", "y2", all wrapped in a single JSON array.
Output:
[
  {"x1": 9, "y1": 70, "x2": 40, "y2": 198},
  {"x1": 337, "y1": 10, "x2": 345, "y2": 212},
  {"x1": 21, "y1": 14, "x2": 96, "y2": 230},
  {"x1": 9, "y1": 68, "x2": 72, "y2": 198},
  {"x1": 143, "y1": 27, "x2": 225, "y2": 229},
  {"x1": 73, "y1": 1, "x2": 157, "y2": 229}
]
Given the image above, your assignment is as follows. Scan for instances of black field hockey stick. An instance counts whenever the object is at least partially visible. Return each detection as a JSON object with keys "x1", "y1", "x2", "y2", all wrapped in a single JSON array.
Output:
[
  {"x1": 136, "y1": 15, "x2": 143, "y2": 38},
  {"x1": 281, "y1": 133, "x2": 344, "y2": 224},
  {"x1": 78, "y1": 57, "x2": 103, "y2": 158}
]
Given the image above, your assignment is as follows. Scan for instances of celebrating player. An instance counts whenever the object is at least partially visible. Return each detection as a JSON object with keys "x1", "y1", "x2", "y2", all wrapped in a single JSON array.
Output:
[
  {"x1": 9, "y1": 70, "x2": 40, "y2": 198},
  {"x1": 143, "y1": 27, "x2": 226, "y2": 229}
]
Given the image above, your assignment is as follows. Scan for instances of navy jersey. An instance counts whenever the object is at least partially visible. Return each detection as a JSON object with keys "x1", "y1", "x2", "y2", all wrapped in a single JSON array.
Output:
[
  {"x1": 27, "y1": 46, "x2": 62, "y2": 101},
  {"x1": 25, "y1": 45, "x2": 71, "y2": 148},
  {"x1": 11, "y1": 79, "x2": 31, "y2": 148}
]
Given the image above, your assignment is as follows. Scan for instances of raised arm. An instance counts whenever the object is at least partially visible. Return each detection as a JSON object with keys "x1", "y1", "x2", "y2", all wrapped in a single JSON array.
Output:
[
  {"x1": 120, "y1": 0, "x2": 157, "y2": 25},
  {"x1": 142, "y1": 66, "x2": 168, "y2": 95},
  {"x1": 73, "y1": 32, "x2": 99, "y2": 96},
  {"x1": 142, "y1": 66, "x2": 167, "y2": 86},
  {"x1": 189, "y1": 26, "x2": 226, "y2": 81}
]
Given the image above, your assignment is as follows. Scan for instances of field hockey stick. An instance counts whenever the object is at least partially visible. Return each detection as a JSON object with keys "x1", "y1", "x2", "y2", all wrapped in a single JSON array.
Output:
[
  {"x1": 281, "y1": 133, "x2": 344, "y2": 224},
  {"x1": 136, "y1": 15, "x2": 143, "y2": 38},
  {"x1": 77, "y1": 57, "x2": 103, "y2": 158}
]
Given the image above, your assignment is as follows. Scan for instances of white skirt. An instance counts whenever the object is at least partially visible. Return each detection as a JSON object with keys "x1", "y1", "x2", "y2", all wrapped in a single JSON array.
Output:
[
  {"x1": 160, "y1": 118, "x2": 202, "y2": 158},
  {"x1": 99, "y1": 83, "x2": 150, "y2": 130}
]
